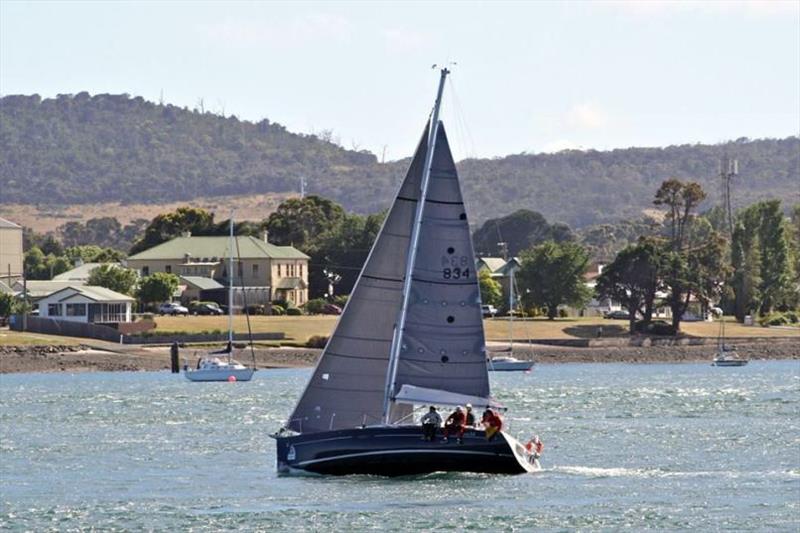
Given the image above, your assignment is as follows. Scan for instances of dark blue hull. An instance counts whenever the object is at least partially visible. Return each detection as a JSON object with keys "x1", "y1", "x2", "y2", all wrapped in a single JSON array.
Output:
[{"x1": 274, "y1": 425, "x2": 536, "y2": 476}]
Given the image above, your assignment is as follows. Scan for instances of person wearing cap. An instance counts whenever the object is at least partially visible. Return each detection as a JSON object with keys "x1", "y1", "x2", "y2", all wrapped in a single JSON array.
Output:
[
  {"x1": 442, "y1": 406, "x2": 467, "y2": 444},
  {"x1": 420, "y1": 406, "x2": 442, "y2": 441},
  {"x1": 465, "y1": 403, "x2": 476, "y2": 427}
]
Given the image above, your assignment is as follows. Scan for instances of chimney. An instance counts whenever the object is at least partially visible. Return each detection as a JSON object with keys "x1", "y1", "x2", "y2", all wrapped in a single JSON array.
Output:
[
  {"x1": 261, "y1": 229, "x2": 269, "y2": 243},
  {"x1": 181, "y1": 230, "x2": 192, "y2": 238},
  {"x1": 184, "y1": 253, "x2": 192, "y2": 264}
]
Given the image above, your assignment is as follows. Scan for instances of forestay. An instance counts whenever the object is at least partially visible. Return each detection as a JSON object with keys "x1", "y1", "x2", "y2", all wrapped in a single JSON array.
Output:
[{"x1": 285, "y1": 127, "x2": 430, "y2": 434}]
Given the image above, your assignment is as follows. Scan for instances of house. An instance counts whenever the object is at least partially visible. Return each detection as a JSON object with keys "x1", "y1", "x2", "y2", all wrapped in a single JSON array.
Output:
[
  {"x1": 12, "y1": 280, "x2": 86, "y2": 303},
  {"x1": 0, "y1": 217, "x2": 23, "y2": 285},
  {"x1": 476, "y1": 256, "x2": 521, "y2": 308},
  {"x1": 37, "y1": 285, "x2": 134, "y2": 324},
  {"x1": 52, "y1": 262, "x2": 119, "y2": 283},
  {"x1": 126, "y1": 232, "x2": 310, "y2": 306}
]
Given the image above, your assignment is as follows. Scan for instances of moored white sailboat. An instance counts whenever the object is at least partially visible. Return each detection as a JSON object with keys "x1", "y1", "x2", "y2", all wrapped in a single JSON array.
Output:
[
  {"x1": 185, "y1": 216, "x2": 255, "y2": 382},
  {"x1": 711, "y1": 307, "x2": 748, "y2": 367},
  {"x1": 273, "y1": 68, "x2": 539, "y2": 476}
]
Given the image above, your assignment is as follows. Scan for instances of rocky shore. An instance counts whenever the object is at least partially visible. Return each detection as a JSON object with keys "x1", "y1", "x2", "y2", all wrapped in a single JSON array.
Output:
[{"x1": 1, "y1": 338, "x2": 798, "y2": 374}]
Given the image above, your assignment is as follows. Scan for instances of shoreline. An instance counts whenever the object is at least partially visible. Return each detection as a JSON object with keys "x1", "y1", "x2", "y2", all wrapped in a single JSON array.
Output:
[{"x1": 1, "y1": 338, "x2": 798, "y2": 374}]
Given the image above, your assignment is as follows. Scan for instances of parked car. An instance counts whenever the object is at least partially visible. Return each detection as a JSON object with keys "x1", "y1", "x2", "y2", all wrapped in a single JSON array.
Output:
[
  {"x1": 193, "y1": 302, "x2": 224, "y2": 316},
  {"x1": 159, "y1": 302, "x2": 189, "y2": 316},
  {"x1": 322, "y1": 303, "x2": 343, "y2": 315},
  {"x1": 604, "y1": 310, "x2": 631, "y2": 320},
  {"x1": 481, "y1": 305, "x2": 498, "y2": 318}
]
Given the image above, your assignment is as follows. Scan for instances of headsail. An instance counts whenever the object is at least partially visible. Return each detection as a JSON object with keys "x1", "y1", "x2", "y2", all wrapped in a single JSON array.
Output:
[
  {"x1": 285, "y1": 127, "x2": 429, "y2": 434},
  {"x1": 389, "y1": 125, "x2": 491, "y2": 414}
]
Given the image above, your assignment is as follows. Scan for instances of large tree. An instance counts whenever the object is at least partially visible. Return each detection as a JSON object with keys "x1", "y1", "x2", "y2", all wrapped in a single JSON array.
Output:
[
  {"x1": 87, "y1": 264, "x2": 138, "y2": 295},
  {"x1": 130, "y1": 207, "x2": 216, "y2": 254},
  {"x1": 595, "y1": 239, "x2": 665, "y2": 333},
  {"x1": 478, "y1": 268, "x2": 503, "y2": 308},
  {"x1": 516, "y1": 241, "x2": 592, "y2": 320},
  {"x1": 137, "y1": 273, "x2": 179, "y2": 307},
  {"x1": 266, "y1": 195, "x2": 347, "y2": 252},
  {"x1": 472, "y1": 209, "x2": 574, "y2": 257}
]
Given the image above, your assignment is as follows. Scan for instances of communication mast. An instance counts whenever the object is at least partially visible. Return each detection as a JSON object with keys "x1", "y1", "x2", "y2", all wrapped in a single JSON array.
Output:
[
  {"x1": 720, "y1": 156, "x2": 738, "y2": 239},
  {"x1": 299, "y1": 176, "x2": 307, "y2": 199}
]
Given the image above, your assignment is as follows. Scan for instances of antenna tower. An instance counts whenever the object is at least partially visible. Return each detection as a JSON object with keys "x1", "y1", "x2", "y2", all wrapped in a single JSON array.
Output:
[{"x1": 720, "y1": 156, "x2": 738, "y2": 239}]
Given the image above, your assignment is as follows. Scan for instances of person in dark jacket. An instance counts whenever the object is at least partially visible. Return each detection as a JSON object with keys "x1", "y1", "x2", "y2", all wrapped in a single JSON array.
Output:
[{"x1": 465, "y1": 403, "x2": 476, "y2": 427}]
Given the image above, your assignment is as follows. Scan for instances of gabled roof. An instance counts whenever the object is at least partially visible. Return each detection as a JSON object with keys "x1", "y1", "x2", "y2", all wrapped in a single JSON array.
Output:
[
  {"x1": 127, "y1": 236, "x2": 309, "y2": 261},
  {"x1": 52, "y1": 262, "x2": 119, "y2": 282},
  {"x1": 0, "y1": 280, "x2": 13, "y2": 295},
  {"x1": 48, "y1": 285, "x2": 135, "y2": 302},
  {"x1": 12, "y1": 280, "x2": 85, "y2": 298},
  {"x1": 476, "y1": 257, "x2": 507, "y2": 273},
  {"x1": 180, "y1": 276, "x2": 224, "y2": 291},
  {"x1": 0, "y1": 217, "x2": 22, "y2": 229}
]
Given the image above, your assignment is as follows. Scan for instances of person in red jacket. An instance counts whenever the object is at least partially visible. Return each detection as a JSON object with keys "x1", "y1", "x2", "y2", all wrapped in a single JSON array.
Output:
[
  {"x1": 481, "y1": 408, "x2": 503, "y2": 441},
  {"x1": 442, "y1": 406, "x2": 467, "y2": 444}
]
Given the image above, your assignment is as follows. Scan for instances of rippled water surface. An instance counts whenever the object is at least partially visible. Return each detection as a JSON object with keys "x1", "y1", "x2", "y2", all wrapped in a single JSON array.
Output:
[{"x1": 2, "y1": 361, "x2": 799, "y2": 531}]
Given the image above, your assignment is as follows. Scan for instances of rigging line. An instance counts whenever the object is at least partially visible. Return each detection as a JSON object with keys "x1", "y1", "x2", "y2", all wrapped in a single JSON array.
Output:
[{"x1": 447, "y1": 75, "x2": 477, "y2": 160}]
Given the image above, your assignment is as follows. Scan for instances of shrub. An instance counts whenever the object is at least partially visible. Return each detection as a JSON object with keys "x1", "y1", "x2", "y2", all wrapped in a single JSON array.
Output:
[
  {"x1": 271, "y1": 300, "x2": 288, "y2": 310},
  {"x1": 306, "y1": 335, "x2": 329, "y2": 348},
  {"x1": 246, "y1": 304, "x2": 266, "y2": 315},
  {"x1": 558, "y1": 308, "x2": 569, "y2": 318},
  {"x1": 333, "y1": 294, "x2": 349, "y2": 308},
  {"x1": 304, "y1": 298, "x2": 328, "y2": 315},
  {"x1": 635, "y1": 320, "x2": 676, "y2": 336},
  {"x1": 271, "y1": 305, "x2": 285, "y2": 316},
  {"x1": 758, "y1": 312, "x2": 790, "y2": 327},
  {"x1": 286, "y1": 307, "x2": 303, "y2": 316}
]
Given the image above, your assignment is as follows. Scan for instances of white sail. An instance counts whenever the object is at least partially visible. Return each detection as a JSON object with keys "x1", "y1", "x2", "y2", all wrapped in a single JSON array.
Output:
[
  {"x1": 390, "y1": 125, "x2": 491, "y2": 408},
  {"x1": 285, "y1": 127, "x2": 429, "y2": 433}
]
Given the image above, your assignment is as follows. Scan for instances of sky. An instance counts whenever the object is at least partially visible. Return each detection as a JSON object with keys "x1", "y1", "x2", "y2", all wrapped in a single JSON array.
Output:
[{"x1": 1, "y1": 0, "x2": 798, "y2": 162}]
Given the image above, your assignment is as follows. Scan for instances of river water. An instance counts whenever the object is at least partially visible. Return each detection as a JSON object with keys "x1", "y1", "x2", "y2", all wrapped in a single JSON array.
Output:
[{"x1": 1, "y1": 361, "x2": 798, "y2": 531}]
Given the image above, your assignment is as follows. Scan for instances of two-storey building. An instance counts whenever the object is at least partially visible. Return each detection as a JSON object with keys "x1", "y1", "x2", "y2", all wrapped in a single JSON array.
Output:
[{"x1": 125, "y1": 232, "x2": 309, "y2": 306}]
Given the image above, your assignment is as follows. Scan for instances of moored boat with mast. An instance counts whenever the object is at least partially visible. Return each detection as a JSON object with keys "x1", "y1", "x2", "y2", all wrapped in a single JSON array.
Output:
[{"x1": 273, "y1": 68, "x2": 538, "y2": 476}]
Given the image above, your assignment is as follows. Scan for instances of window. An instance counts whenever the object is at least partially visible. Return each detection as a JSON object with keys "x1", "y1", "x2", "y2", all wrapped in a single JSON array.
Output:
[
  {"x1": 48, "y1": 303, "x2": 62, "y2": 316},
  {"x1": 299, "y1": 264, "x2": 304, "y2": 277},
  {"x1": 66, "y1": 303, "x2": 87, "y2": 316},
  {"x1": 277, "y1": 264, "x2": 282, "y2": 276},
  {"x1": 142, "y1": 266, "x2": 150, "y2": 276},
  {"x1": 252, "y1": 264, "x2": 259, "y2": 275},
  {"x1": 165, "y1": 265, "x2": 172, "y2": 274}
]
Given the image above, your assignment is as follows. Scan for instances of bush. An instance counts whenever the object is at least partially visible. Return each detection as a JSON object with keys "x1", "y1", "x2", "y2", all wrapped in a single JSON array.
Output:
[
  {"x1": 635, "y1": 320, "x2": 676, "y2": 336},
  {"x1": 271, "y1": 300, "x2": 288, "y2": 310},
  {"x1": 332, "y1": 294, "x2": 349, "y2": 308},
  {"x1": 758, "y1": 312, "x2": 790, "y2": 327},
  {"x1": 246, "y1": 304, "x2": 266, "y2": 315},
  {"x1": 271, "y1": 305, "x2": 285, "y2": 316},
  {"x1": 558, "y1": 308, "x2": 569, "y2": 318},
  {"x1": 306, "y1": 335, "x2": 329, "y2": 348},
  {"x1": 304, "y1": 298, "x2": 328, "y2": 315},
  {"x1": 286, "y1": 307, "x2": 303, "y2": 316}
]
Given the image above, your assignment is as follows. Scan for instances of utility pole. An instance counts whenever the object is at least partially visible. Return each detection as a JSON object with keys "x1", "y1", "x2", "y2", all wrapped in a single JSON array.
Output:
[
  {"x1": 720, "y1": 156, "x2": 738, "y2": 239},
  {"x1": 299, "y1": 176, "x2": 307, "y2": 199}
]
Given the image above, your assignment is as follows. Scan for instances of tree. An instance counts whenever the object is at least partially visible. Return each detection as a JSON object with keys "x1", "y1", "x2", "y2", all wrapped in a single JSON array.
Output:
[
  {"x1": 266, "y1": 196, "x2": 347, "y2": 252},
  {"x1": 0, "y1": 292, "x2": 18, "y2": 318},
  {"x1": 136, "y1": 273, "x2": 179, "y2": 307},
  {"x1": 23, "y1": 246, "x2": 71, "y2": 280},
  {"x1": 472, "y1": 209, "x2": 574, "y2": 256},
  {"x1": 516, "y1": 241, "x2": 592, "y2": 320},
  {"x1": 130, "y1": 207, "x2": 215, "y2": 254},
  {"x1": 478, "y1": 268, "x2": 503, "y2": 308},
  {"x1": 652, "y1": 179, "x2": 719, "y2": 331},
  {"x1": 595, "y1": 240, "x2": 665, "y2": 333},
  {"x1": 86, "y1": 264, "x2": 138, "y2": 295},
  {"x1": 64, "y1": 245, "x2": 125, "y2": 263}
]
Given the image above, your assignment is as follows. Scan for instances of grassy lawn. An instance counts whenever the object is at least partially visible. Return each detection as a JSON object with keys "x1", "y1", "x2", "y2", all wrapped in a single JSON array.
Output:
[
  {"x1": 154, "y1": 314, "x2": 799, "y2": 344},
  {"x1": 0, "y1": 329, "x2": 83, "y2": 346}
]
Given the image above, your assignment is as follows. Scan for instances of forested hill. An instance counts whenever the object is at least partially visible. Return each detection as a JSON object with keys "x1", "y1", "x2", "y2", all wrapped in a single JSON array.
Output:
[{"x1": 1, "y1": 93, "x2": 797, "y2": 227}]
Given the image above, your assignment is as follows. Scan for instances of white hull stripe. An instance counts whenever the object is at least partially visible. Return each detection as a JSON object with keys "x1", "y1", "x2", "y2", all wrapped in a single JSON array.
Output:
[{"x1": 294, "y1": 448, "x2": 513, "y2": 468}]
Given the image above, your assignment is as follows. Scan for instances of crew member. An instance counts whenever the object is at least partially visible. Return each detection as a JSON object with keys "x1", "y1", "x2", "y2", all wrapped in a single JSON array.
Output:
[
  {"x1": 443, "y1": 406, "x2": 467, "y2": 444},
  {"x1": 420, "y1": 406, "x2": 442, "y2": 441},
  {"x1": 465, "y1": 403, "x2": 476, "y2": 427},
  {"x1": 481, "y1": 407, "x2": 503, "y2": 441}
]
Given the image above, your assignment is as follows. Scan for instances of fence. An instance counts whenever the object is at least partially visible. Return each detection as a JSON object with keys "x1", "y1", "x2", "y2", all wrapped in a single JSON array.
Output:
[{"x1": 10, "y1": 315, "x2": 285, "y2": 345}]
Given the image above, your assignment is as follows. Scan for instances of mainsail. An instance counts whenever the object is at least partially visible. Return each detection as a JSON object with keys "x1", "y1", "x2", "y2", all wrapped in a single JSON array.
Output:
[
  {"x1": 286, "y1": 127, "x2": 429, "y2": 434},
  {"x1": 390, "y1": 125, "x2": 490, "y2": 404}
]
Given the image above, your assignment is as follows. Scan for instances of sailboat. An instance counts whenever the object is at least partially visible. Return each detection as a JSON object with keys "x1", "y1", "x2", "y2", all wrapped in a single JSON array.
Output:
[
  {"x1": 488, "y1": 261, "x2": 535, "y2": 372},
  {"x1": 185, "y1": 216, "x2": 256, "y2": 382},
  {"x1": 711, "y1": 307, "x2": 748, "y2": 367},
  {"x1": 273, "y1": 68, "x2": 539, "y2": 476}
]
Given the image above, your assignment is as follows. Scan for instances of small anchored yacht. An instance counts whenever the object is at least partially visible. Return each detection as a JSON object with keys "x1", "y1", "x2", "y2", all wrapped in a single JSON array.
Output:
[
  {"x1": 185, "y1": 217, "x2": 255, "y2": 382},
  {"x1": 273, "y1": 68, "x2": 540, "y2": 476},
  {"x1": 710, "y1": 307, "x2": 748, "y2": 367}
]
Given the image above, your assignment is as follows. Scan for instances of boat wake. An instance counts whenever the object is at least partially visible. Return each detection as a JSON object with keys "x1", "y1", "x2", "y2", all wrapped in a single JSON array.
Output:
[{"x1": 548, "y1": 466, "x2": 800, "y2": 479}]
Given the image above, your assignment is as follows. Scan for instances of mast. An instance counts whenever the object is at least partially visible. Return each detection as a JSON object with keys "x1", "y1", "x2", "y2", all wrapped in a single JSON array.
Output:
[
  {"x1": 382, "y1": 67, "x2": 450, "y2": 423},
  {"x1": 228, "y1": 211, "x2": 234, "y2": 362}
]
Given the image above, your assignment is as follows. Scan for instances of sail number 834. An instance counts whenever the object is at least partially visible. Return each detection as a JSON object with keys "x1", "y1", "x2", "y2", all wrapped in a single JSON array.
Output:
[{"x1": 441, "y1": 255, "x2": 470, "y2": 280}]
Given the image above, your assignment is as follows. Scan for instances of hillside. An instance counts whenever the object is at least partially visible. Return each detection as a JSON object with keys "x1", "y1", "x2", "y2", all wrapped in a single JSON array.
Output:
[{"x1": 1, "y1": 93, "x2": 797, "y2": 227}]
